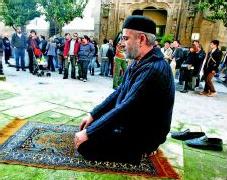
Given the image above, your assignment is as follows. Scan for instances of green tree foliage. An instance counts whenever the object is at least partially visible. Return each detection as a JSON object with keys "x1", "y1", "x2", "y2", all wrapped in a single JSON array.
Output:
[
  {"x1": 160, "y1": 34, "x2": 174, "y2": 47},
  {"x1": 0, "y1": 0, "x2": 41, "y2": 29},
  {"x1": 38, "y1": 0, "x2": 88, "y2": 34},
  {"x1": 197, "y1": 0, "x2": 227, "y2": 26}
]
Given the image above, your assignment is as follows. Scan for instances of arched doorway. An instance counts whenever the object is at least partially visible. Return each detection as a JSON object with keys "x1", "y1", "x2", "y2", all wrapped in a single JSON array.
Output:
[{"x1": 132, "y1": 7, "x2": 167, "y2": 39}]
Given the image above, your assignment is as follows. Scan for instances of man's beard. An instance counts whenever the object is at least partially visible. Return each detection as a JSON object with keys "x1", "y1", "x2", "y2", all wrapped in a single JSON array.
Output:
[{"x1": 125, "y1": 44, "x2": 139, "y2": 59}]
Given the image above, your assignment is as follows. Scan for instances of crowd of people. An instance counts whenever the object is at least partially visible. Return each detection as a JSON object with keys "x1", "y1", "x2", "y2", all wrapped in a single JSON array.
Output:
[
  {"x1": 159, "y1": 39, "x2": 226, "y2": 97},
  {"x1": 0, "y1": 15, "x2": 227, "y2": 164},
  {"x1": 0, "y1": 26, "x2": 227, "y2": 94},
  {"x1": 0, "y1": 28, "x2": 129, "y2": 87}
]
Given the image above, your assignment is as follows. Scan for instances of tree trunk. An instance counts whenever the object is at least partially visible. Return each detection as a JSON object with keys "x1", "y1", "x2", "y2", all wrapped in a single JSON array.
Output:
[
  {"x1": 49, "y1": 20, "x2": 60, "y2": 37},
  {"x1": 58, "y1": 25, "x2": 62, "y2": 36}
]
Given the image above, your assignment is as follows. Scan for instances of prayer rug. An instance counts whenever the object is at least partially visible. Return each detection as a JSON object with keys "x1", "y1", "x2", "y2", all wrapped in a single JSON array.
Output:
[{"x1": 0, "y1": 120, "x2": 179, "y2": 179}]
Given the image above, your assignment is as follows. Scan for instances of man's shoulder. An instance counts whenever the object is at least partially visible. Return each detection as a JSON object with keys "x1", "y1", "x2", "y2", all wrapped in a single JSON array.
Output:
[
  {"x1": 176, "y1": 47, "x2": 183, "y2": 52},
  {"x1": 11, "y1": 33, "x2": 17, "y2": 38},
  {"x1": 213, "y1": 48, "x2": 223, "y2": 56}
]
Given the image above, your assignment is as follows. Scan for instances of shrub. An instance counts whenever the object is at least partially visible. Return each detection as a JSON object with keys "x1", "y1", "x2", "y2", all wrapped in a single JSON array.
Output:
[{"x1": 160, "y1": 34, "x2": 174, "y2": 47}]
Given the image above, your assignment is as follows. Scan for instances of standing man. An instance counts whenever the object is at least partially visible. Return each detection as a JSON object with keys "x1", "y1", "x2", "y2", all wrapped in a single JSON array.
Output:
[
  {"x1": 27, "y1": 30, "x2": 40, "y2": 73},
  {"x1": 89, "y1": 36, "x2": 98, "y2": 76},
  {"x1": 99, "y1": 39, "x2": 109, "y2": 76},
  {"x1": 0, "y1": 34, "x2": 4, "y2": 75},
  {"x1": 63, "y1": 33, "x2": 80, "y2": 79},
  {"x1": 161, "y1": 41, "x2": 173, "y2": 63},
  {"x1": 171, "y1": 40, "x2": 184, "y2": 83},
  {"x1": 107, "y1": 39, "x2": 115, "y2": 77},
  {"x1": 200, "y1": 40, "x2": 223, "y2": 96},
  {"x1": 11, "y1": 27, "x2": 27, "y2": 71},
  {"x1": 222, "y1": 51, "x2": 227, "y2": 84},
  {"x1": 2, "y1": 33, "x2": 11, "y2": 65},
  {"x1": 74, "y1": 15, "x2": 175, "y2": 164},
  {"x1": 39, "y1": 35, "x2": 48, "y2": 55},
  {"x1": 192, "y1": 41, "x2": 206, "y2": 89}
]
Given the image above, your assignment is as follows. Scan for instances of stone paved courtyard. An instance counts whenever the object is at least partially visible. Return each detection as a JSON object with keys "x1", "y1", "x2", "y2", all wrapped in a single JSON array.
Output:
[{"x1": 0, "y1": 63, "x2": 227, "y2": 180}]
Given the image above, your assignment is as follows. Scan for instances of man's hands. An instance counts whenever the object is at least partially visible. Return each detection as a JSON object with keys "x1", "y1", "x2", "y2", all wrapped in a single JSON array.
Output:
[
  {"x1": 74, "y1": 114, "x2": 94, "y2": 149},
  {"x1": 74, "y1": 129, "x2": 88, "y2": 149},
  {"x1": 79, "y1": 114, "x2": 94, "y2": 131}
]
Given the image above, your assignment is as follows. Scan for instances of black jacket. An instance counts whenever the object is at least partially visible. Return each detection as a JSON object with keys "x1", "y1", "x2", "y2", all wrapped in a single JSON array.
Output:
[
  {"x1": 204, "y1": 48, "x2": 222, "y2": 73},
  {"x1": 172, "y1": 47, "x2": 184, "y2": 69},
  {"x1": 0, "y1": 37, "x2": 3, "y2": 55},
  {"x1": 86, "y1": 47, "x2": 175, "y2": 153},
  {"x1": 193, "y1": 49, "x2": 206, "y2": 76}
]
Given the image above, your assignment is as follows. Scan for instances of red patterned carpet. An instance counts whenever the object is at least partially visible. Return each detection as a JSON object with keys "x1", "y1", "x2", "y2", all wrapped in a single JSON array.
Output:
[{"x1": 0, "y1": 119, "x2": 179, "y2": 179}]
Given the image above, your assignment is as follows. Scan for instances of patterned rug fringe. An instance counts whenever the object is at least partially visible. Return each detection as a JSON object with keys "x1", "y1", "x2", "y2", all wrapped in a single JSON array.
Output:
[
  {"x1": 0, "y1": 122, "x2": 180, "y2": 179},
  {"x1": 0, "y1": 150, "x2": 180, "y2": 179},
  {"x1": 0, "y1": 118, "x2": 27, "y2": 144},
  {"x1": 149, "y1": 150, "x2": 180, "y2": 179},
  {"x1": 0, "y1": 160, "x2": 155, "y2": 178},
  {"x1": 0, "y1": 154, "x2": 178, "y2": 179}
]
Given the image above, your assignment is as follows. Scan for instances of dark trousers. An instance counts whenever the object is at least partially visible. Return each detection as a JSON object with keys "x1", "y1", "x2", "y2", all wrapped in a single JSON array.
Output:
[
  {"x1": 4, "y1": 49, "x2": 11, "y2": 63},
  {"x1": 109, "y1": 58, "x2": 114, "y2": 76},
  {"x1": 27, "y1": 49, "x2": 34, "y2": 73},
  {"x1": 64, "y1": 55, "x2": 76, "y2": 78},
  {"x1": 78, "y1": 60, "x2": 90, "y2": 80},
  {"x1": 58, "y1": 54, "x2": 64, "y2": 74},
  {"x1": 48, "y1": 55, "x2": 55, "y2": 71},
  {"x1": 78, "y1": 128, "x2": 142, "y2": 164},
  {"x1": 96, "y1": 55, "x2": 100, "y2": 67},
  {"x1": 204, "y1": 72, "x2": 216, "y2": 93},
  {"x1": 0, "y1": 58, "x2": 3, "y2": 75},
  {"x1": 183, "y1": 69, "x2": 193, "y2": 90},
  {"x1": 195, "y1": 75, "x2": 200, "y2": 87},
  {"x1": 178, "y1": 68, "x2": 184, "y2": 85}
]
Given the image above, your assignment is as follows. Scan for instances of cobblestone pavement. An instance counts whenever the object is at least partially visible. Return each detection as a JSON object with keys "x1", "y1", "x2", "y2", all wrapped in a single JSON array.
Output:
[
  {"x1": 1, "y1": 62, "x2": 227, "y2": 142},
  {"x1": 1, "y1": 62, "x2": 227, "y2": 179}
]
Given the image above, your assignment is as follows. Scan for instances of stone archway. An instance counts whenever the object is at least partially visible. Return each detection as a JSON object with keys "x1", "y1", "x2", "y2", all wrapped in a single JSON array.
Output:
[
  {"x1": 127, "y1": 1, "x2": 173, "y2": 39},
  {"x1": 100, "y1": 1, "x2": 174, "y2": 44},
  {"x1": 132, "y1": 6, "x2": 167, "y2": 39}
]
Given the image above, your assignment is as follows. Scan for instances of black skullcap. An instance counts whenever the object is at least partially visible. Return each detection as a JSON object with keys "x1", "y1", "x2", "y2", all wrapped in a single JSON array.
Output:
[{"x1": 122, "y1": 15, "x2": 156, "y2": 35}]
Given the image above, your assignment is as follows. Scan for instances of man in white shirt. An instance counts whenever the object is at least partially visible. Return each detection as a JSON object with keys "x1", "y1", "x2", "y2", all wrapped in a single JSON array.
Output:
[{"x1": 161, "y1": 41, "x2": 173, "y2": 63}]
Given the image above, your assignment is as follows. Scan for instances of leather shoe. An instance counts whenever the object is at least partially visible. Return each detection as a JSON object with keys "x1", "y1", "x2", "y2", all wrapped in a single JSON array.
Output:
[
  {"x1": 180, "y1": 89, "x2": 188, "y2": 93},
  {"x1": 185, "y1": 136, "x2": 223, "y2": 151},
  {"x1": 171, "y1": 129, "x2": 205, "y2": 140}
]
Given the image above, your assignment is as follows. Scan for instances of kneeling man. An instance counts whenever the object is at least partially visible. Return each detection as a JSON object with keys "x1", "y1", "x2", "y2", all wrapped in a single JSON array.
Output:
[{"x1": 74, "y1": 15, "x2": 175, "y2": 164}]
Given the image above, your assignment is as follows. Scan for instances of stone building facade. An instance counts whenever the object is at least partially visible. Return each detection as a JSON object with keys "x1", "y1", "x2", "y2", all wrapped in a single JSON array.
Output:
[
  {"x1": 100, "y1": 0, "x2": 227, "y2": 51},
  {"x1": 1, "y1": 0, "x2": 226, "y2": 52}
]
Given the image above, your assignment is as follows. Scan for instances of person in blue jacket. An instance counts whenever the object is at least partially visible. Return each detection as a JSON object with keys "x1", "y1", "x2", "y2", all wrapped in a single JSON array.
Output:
[{"x1": 74, "y1": 15, "x2": 175, "y2": 164}]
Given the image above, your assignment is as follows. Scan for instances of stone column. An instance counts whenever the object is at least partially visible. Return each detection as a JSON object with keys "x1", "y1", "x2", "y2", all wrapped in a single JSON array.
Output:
[{"x1": 94, "y1": 0, "x2": 102, "y2": 42}]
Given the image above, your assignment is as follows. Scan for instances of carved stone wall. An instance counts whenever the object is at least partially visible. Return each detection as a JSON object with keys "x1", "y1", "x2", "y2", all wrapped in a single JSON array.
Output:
[{"x1": 100, "y1": 0, "x2": 227, "y2": 51}]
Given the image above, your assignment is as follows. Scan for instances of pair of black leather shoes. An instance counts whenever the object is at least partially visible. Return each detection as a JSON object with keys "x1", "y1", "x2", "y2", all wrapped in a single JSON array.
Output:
[
  {"x1": 185, "y1": 136, "x2": 223, "y2": 151},
  {"x1": 171, "y1": 129, "x2": 223, "y2": 151},
  {"x1": 171, "y1": 129, "x2": 205, "y2": 140}
]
